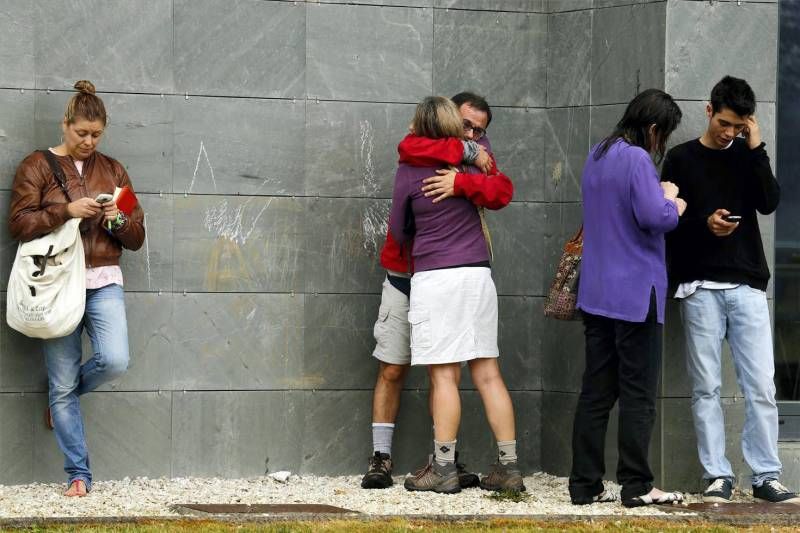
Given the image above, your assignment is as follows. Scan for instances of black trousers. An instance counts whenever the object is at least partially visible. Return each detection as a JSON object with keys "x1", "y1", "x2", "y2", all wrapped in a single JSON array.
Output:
[{"x1": 568, "y1": 291, "x2": 662, "y2": 502}]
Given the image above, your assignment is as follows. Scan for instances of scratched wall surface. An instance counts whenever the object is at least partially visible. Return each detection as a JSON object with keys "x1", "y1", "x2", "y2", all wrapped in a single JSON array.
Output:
[{"x1": 0, "y1": 0, "x2": 553, "y2": 483}]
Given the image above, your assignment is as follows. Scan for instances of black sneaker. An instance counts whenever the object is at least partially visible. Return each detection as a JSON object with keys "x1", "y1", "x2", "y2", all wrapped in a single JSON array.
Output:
[
  {"x1": 454, "y1": 451, "x2": 480, "y2": 488},
  {"x1": 361, "y1": 451, "x2": 393, "y2": 489},
  {"x1": 753, "y1": 479, "x2": 800, "y2": 504},
  {"x1": 703, "y1": 478, "x2": 733, "y2": 503}
]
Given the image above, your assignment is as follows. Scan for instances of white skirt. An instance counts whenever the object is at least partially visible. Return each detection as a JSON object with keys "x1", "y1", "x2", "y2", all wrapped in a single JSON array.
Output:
[{"x1": 408, "y1": 267, "x2": 499, "y2": 365}]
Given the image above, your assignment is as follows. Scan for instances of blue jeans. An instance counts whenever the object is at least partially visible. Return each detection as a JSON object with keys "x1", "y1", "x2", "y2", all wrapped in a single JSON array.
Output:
[
  {"x1": 43, "y1": 284, "x2": 129, "y2": 489},
  {"x1": 680, "y1": 286, "x2": 781, "y2": 486}
]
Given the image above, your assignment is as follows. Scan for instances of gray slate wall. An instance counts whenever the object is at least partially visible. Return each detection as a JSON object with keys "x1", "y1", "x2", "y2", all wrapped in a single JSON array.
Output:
[
  {"x1": 541, "y1": 0, "x2": 779, "y2": 494},
  {"x1": 0, "y1": 0, "x2": 560, "y2": 483}
]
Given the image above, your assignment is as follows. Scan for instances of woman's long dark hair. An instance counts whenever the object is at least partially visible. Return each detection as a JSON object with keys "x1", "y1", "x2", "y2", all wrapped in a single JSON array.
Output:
[{"x1": 595, "y1": 88, "x2": 682, "y2": 164}]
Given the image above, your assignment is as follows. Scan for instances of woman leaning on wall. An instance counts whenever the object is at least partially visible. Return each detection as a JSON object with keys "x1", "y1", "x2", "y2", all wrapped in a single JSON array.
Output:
[{"x1": 8, "y1": 80, "x2": 145, "y2": 497}]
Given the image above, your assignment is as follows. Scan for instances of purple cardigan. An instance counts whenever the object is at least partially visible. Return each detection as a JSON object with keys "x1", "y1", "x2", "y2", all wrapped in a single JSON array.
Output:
[
  {"x1": 576, "y1": 140, "x2": 679, "y2": 323},
  {"x1": 389, "y1": 162, "x2": 489, "y2": 272}
]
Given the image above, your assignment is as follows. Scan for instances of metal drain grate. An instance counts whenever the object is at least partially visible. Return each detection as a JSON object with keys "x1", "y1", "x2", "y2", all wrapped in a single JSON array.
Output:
[{"x1": 173, "y1": 503, "x2": 358, "y2": 515}]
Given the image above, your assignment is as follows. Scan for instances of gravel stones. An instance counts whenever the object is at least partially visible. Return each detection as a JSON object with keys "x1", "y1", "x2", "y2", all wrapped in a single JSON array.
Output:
[{"x1": 0, "y1": 472, "x2": 703, "y2": 518}]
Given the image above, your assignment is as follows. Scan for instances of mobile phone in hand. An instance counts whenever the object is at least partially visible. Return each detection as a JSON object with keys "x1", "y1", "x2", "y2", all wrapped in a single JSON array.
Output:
[
  {"x1": 95, "y1": 193, "x2": 113, "y2": 204},
  {"x1": 722, "y1": 214, "x2": 742, "y2": 223}
]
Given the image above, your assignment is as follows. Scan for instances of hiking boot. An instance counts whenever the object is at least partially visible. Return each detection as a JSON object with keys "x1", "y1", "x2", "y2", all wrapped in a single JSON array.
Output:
[
  {"x1": 480, "y1": 460, "x2": 525, "y2": 492},
  {"x1": 703, "y1": 478, "x2": 733, "y2": 503},
  {"x1": 455, "y1": 451, "x2": 479, "y2": 489},
  {"x1": 361, "y1": 451, "x2": 393, "y2": 489},
  {"x1": 753, "y1": 479, "x2": 800, "y2": 504},
  {"x1": 404, "y1": 455, "x2": 460, "y2": 494}
]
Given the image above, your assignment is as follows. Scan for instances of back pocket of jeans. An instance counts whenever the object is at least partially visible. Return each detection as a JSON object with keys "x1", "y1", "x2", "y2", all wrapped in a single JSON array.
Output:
[{"x1": 407, "y1": 310, "x2": 432, "y2": 349}]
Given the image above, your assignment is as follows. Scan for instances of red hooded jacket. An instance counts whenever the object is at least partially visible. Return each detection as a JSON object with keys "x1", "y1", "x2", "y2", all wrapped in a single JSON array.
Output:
[{"x1": 379, "y1": 135, "x2": 513, "y2": 272}]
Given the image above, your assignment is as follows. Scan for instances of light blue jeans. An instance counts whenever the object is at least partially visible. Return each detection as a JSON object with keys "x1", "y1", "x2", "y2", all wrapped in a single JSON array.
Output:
[
  {"x1": 680, "y1": 286, "x2": 781, "y2": 487},
  {"x1": 43, "y1": 283, "x2": 129, "y2": 489}
]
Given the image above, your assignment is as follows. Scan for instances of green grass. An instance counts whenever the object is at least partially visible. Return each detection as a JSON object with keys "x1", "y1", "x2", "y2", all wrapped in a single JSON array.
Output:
[
  {"x1": 3, "y1": 519, "x2": 800, "y2": 533},
  {"x1": 484, "y1": 489, "x2": 531, "y2": 503}
]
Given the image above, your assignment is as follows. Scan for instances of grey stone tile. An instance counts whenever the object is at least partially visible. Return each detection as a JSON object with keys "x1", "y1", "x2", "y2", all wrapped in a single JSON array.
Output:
[
  {"x1": 173, "y1": 97, "x2": 305, "y2": 196},
  {"x1": 307, "y1": 4, "x2": 433, "y2": 102},
  {"x1": 541, "y1": 315, "x2": 585, "y2": 393},
  {"x1": 488, "y1": 108, "x2": 546, "y2": 203},
  {"x1": 325, "y1": 0, "x2": 433, "y2": 6},
  {"x1": 118, "y1": 193, "x2": 173, "y2": 293},
  {"x1": 291, "y1": 390, "x2": 373, "y2": 474},
  {"x1": 0, "y1": 90, "x2": 35, "y2": 191},
  {"x1": 0, "y1": 293, "x2": 47, "y2": 392},
  {"x1": 33, "y1": 0, "x2": 173, "y2": 93},
  {"x1": 304, "y1": 198, "x2": 387, "y2": 294},
  {"x1": 779, "y1": 443, "x2": 800, "y2": 493},
  {"x1": 0, "y1": 393, "x2": 38, "y2": 484},
  {"x1": 171, "y1": 391, "x2": 296, "y2": 477},
  {"x1": 32, "y1": 392, "x2": 172, "y2": 482},
  {"x1": 589, "y1": 104, "x2": 625, "y2": 145},
  {"x1": 171, "y1": 293, "x2": 303, "y2": 390},
  {"x1": 33, "y1": 91, "x2": 173, "y2": 195},
  {"x1": 435, "y1": 0, "x2": 546, "y2": 11},
  {"x1": 497, "y1": 297, "x2": 544, "y2": 391},
  {"x1": 544, "y1": 107, "x2": 590, "y2": 202},
  {"x1": 0, "y1": 1, "x2": 34, "y2": 88},
  {"x1": 547, "y1": 0, "x2": 593, "y2": 11},
  {"x1": 486, "y1": 202, "x2": 545, "y2": 297},
  {"x1": 172, "y1": 196, "x2": 305, "y2": 293},
  {"x1": 0, "y1": 192, "x2": 15, "y2": 292},
  {"x1": 292, "y1": 390, "x2": 540, "y2": 474},
  {"x1": 659, "y1": 397, "x2": 749, "y2": 492},
  {"x1": 434, "y1": 9, "x2": 547, "y2": 107},
  {"x1": 665, "y1": 1, "x2": 778, "y2": 101},
  {"x1": 541, "y1": 391, "x2": 577, "y2": 475},
  {"x1": 95, "y1": 292, "x2": 174, "y2": 392},
  {"x1": 174, "y1": 0, "x2": 305, "y2": 98},
  {"x1": 303, "y1": 293, "x2": 381, "y2": 390},
  {"x1": 547, "y1": 10, "x2": 592, "y2": 107},
  {"x1": 304, "y1": 101, "x2": 415, "y2": 198},
  {"x1": 591, "y1": 2, "x2": 666, "y2": 105},
  {"x1": 594, "y1": 0, "x2": 664, "y2": 7}
]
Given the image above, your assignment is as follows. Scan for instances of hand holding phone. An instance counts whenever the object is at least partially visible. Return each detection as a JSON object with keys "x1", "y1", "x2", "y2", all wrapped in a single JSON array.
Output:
[
  {"x1": 722, "y1": 214, "x2": 742, "y2": 223},
  {"x1": 95, "y1": 193, "x2": 113, "y2": 204}
]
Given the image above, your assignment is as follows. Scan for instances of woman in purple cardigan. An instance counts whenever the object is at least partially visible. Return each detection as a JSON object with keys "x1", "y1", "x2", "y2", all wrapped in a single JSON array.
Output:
[{"x1": 569, "y1": 89, "x2": 687, "y2": 507}]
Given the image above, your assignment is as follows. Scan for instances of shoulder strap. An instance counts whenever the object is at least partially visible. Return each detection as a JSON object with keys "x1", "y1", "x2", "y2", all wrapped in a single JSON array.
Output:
[{"x1": 40, "y1": 150, "x2": 71, "y2": 202}]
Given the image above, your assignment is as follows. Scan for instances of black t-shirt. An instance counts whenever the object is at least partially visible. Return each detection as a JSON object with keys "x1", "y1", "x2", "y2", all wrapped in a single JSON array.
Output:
[{"x1": 661, "y1": 138, "x2": 780, "y2": 292}]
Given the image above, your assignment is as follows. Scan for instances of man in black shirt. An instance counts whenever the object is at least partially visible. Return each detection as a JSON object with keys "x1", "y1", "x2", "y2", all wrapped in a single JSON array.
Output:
[{"x1": 663, "y1": 76, "x2": 798, "y2": 504}]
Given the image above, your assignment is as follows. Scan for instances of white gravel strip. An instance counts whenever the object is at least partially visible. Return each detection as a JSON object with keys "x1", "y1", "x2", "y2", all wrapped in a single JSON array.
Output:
[{"x1": 0, "y1": 472, "x2": 712, "y2": 519}]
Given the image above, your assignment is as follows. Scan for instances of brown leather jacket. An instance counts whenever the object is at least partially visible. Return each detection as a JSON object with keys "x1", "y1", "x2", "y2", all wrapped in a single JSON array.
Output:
[{"x1": 9, "y1": 150, "x2": 145, "y2": 267}]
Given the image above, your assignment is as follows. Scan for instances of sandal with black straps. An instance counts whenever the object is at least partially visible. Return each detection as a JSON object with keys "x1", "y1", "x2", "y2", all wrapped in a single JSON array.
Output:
[{"x1": 623, "y1": 490, "x2": 683, "y2": 508}]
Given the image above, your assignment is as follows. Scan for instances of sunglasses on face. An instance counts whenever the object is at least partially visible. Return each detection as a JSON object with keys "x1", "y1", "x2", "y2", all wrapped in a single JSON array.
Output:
[{"x1": 462, "y1": 119, "x2": 486, "y2": 140}]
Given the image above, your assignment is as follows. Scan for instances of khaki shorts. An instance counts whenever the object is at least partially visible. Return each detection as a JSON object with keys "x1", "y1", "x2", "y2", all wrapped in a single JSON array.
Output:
[{"x1": 371, "y1": 277, "x2": 411, "y2": 365}]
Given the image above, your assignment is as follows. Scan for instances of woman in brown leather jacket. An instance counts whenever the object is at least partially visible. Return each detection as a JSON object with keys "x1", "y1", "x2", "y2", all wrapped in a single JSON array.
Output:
[{"x1": 8, "y1": 80, "x2": 145, "y2": 497}]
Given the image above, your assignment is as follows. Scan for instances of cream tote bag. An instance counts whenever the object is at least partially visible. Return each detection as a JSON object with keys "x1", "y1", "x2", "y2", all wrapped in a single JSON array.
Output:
[{"x1": 6, "y1": 217, "x2": 86, "y2": 339}]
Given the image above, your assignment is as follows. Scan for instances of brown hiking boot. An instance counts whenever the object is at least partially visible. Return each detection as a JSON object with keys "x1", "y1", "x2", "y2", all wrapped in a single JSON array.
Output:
[
  {"x1": 480, "y1": 460, "x2": 525, "y2": 492},
  {"x1": 361, "y1": 452, "x2": 393, "y2": 489},
  {"x1": 404, "y1": 455, "x2": 460, "y2": 494},
  {"x1": 455, "y1": 451, "x2": 479, "y2": 488}
]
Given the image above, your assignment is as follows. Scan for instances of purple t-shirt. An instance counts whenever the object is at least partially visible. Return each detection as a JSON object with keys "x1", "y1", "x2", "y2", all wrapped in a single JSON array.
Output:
[
  {"x1": 576, "y1": 139, "x2": 679, "y2": 323},
  {"x1": 389, "y1": 162, "x2": 489, "y2": 272}
]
